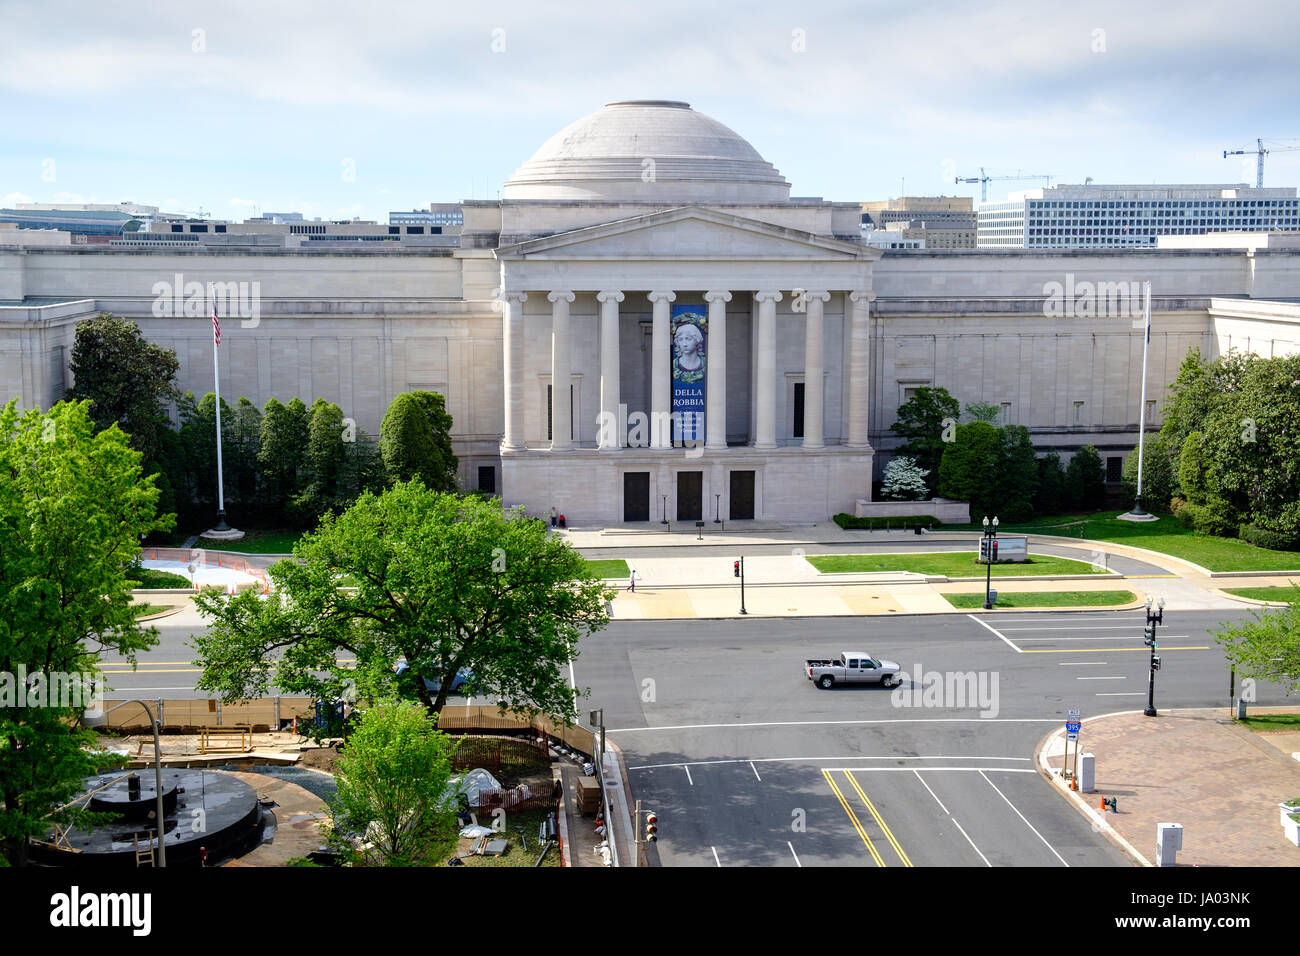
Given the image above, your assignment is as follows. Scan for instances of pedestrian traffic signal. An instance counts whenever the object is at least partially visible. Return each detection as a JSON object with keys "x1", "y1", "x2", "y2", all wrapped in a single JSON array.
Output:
[
  {"x1": 645, "y1": 812, "x2": 657, "y2": 843},
  {"x1": 734, "y1": 560, "x2": 740, "y2": 578},
  {"x1": 1152, "y1": 656, "x2": 1161, "y2": 671}
]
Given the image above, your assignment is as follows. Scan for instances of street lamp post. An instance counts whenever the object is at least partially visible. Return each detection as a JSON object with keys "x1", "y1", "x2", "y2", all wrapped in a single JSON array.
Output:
[
  {"x1": 982, "y1": 516, "x2": 999, "y2": 610},
  {"x1": 714, "y1": 493, "x2": 721, "y2": 524},
  {"x1": 1143, "y1": 597, "x2": 1165, "y2": 717}
]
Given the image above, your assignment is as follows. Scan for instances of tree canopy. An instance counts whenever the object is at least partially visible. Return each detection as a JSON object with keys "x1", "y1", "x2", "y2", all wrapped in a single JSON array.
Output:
[
  {"x1": 192, "y1": 482, "x2": 611, "y2": 720},
  {"x1": 379, "y1": 392, "x2": 458, "y2": 493},
  {"x1": 1214, "y1": 602, "x2": 1300, "y2": 698},
  {"x1": 890, "y1": 387, "x2": 960, "y2": 495},
  {"x1": 937, "y1": 421, "x2": 1002, "y2": 518}
]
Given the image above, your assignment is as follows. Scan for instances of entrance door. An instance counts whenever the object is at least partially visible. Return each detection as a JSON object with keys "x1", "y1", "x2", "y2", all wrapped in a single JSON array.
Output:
[
  {"x1": 676, "y1": 471, "x2": 703, "y2": 522},
  {"x1": 623, "y1": 472, "x2": 650, "y2": 522},
  {"x1": 729, "y1": 470, "x2": 755, "y2": 520}
]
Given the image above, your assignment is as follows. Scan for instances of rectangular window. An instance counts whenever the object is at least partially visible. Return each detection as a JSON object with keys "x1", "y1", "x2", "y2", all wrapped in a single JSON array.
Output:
[
  {"x1": 477, "y1": 466, "x2": 496, "y2": 494},
  {"x1": 546, "y1": 384, "x2": 574, "y2": 441},
  {"x1": 1073, "y1": 401, "x2": 1085, "y2": 424},
  {"x1": 793, "y1": 382, "x2": 805, "y2": 439},
  {"x1": 1107, "y1": 456, "x2": 1123, "y2": 483}
]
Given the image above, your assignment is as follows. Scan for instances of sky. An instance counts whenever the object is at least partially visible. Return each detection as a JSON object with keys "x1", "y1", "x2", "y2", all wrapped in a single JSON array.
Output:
[{"x1": 3, "y1": 0, "x2": 1299, "y2": 223}]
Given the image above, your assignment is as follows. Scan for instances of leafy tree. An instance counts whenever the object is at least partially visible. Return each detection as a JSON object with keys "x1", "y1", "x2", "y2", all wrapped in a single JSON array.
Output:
[
  {"x1": 0, "y1": 400, "x2": 171, "y2": 865},
  {"x1": 1214, "y1": 601, "x2": 1300, "y2": 697},
  {"x1": 175, "y1": 391, "x2": 234, "y2": 515},
  {"x1": 258, "y1": 397, "x2": 311, "y2": 516},
  {"x1": 65, "y1": 314, "x2": 179, "y2": 468},
  {"x1": 192, "y1": 482, "x2": 611, "y2": 719},
  {"x1": 293, "y1": 399, "x2": 348, "y2": 520},
  {"x1": 1121, "y1": 436, "x2": 1175, "y2": 513},
  {"x1": 880, "y1": 456, "x2": 930, "y2": 501},
  {"x1": 1065, "y1": 445, "x2": 1107, "y2": 511},
  {"x1": 996, "y1": 425, "x2": 1038, "y2": 523},
  {"x1": 937, "y1": 421, "x2": 1001, "y2": 518},
  {"x1": 1034, "y1": 453, "x2": 1067, "y2": 515},
  {"x1": 890, "y1": 387, "x2": 961, "y2": 495},
  {"x1": 229, "y1": 398, "x2": 263, "y2": 508},
  {"x1": 380, "y1": 392, "x2": 458, "y2": 492},
  {"x1": 964, "y1": 401, "x2": 1002, "y2": 424},
  {"x1": 330, "y1": 701, "x2": 460, "y2": 866}
]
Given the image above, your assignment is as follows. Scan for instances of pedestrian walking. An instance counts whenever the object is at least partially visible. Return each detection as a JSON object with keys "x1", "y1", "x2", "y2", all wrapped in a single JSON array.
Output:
[
  {"x1": 627, "y1": 569, "x2": 637, "y2": 592},
  {"x1": 550, "y1": 506, "x2": 558, "y2": 528}
]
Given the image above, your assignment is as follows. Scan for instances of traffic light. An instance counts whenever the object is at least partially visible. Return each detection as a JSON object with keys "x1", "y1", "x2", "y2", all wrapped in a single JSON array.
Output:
[
  {"x1": 1152, "y1": 656, "x2": 1161, "y2": 671},
  {"x1": 733, "y1": 560, "x2": 740, "y2": 578},
  {"x1": 990, "y1": 539, "x2": 999, "y2": 560},
  {"x1": 645, "y1": 812, "x2": 657, "y2": 843},
  {"x1": 1143, "y1": 625, "x2": 1155, "y2": 646}
]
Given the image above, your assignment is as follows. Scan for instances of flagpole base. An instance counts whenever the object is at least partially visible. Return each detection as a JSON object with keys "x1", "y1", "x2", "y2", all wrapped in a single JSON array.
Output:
[{"x1": 201, "y1": 527, "x2": 245, "y2": 541}]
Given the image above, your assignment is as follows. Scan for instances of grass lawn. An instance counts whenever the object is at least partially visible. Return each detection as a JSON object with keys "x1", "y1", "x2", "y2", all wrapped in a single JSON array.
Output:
[
  {"x1": 128, "y1": 567, "x2": 192, "y2": 589},
  {"x1": 943, "y1": 513, "x2": 1300, "y2": 573},
  {"x1": 130, "y1": 602, "x2": 176, "y2": 617},
  {"x1": 199, "y1": 529, "x2": 303, "y2": 554},
  {"x1": 584, "y1": 558, "x2": 629, "y2": 579},
  {"x1": 1223, "y1": 585, "x2": 1300, "y2": 603},
  {"x1": 944, "y1": 590, "x2": 1137, "y2": 609},
  {"x1": 1237, "y1": 713, "x2": 1300, "y2": 734},
  {"x1": 806, "y1": 552, "x2": 1105, "y2": 577}
]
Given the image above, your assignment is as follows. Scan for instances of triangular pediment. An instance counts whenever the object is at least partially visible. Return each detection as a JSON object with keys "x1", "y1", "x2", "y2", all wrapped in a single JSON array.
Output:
[{"x1": 495, "y1": 206, "x2": 875, "y2": 261}]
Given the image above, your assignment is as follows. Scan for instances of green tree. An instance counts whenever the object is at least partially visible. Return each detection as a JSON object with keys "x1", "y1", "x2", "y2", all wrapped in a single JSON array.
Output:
[
  {"x1": 1065, "y1": 445, "x2": 1107, "y2": 511},
  {"x1": 192, "y1": 482, "x2": 611, "y2": 719},
  {"x1": 176, "y1": 391, "x2": 234, "y2": 515},
  {"x1": 1034, "y1": 453, "x2": 1067, "y2": 515},
  {"x1": 937, "y1": 421, "x2": 1001, "y2": 518},
  {"x1": 65, "y1": 314, "x2": 179, "y2": 468},
  {"x1": 293, "y1": 399, "x2": 348, "y2": 519},
  {"x1": 330, "y1": 701, "x2": 460, "y2": 866},
  {"x1": 229, "y1": 397, "x2": 263, "y2": 508},
  {"x1": 258, "y1": 397, "x2": 311, "y2": 516},
  {"x1": 0, "y1": 400, "x2": 171, "y2": 865},
  {"x1": 1121, "y1": 436, "x2": 1175, "y2": 513},
  {"x1": 996, "y1": 425, "x2": 1039, "y2": 523},
  {"x1": 1213, "y1": 601, "x2": 1300, "y2": 697},
  {"x1": 890, "y1": 387, "x2": 961, "y2": 495},
  {"x1": 964, "y1": 401, "x2": 1002, "y2": 424},
  {"x1": 379, "y1": 392, "x2": 458, "y2": 492}
]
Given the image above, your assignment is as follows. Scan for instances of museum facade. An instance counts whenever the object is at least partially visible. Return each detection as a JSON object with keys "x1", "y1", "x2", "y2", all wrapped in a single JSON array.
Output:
[{"x1": 3, "y1": 100, "x2": 1300, "y2": 522}]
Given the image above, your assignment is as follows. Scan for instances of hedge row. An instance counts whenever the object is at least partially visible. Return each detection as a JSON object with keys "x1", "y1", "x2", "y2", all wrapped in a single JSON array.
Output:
[
  {"x1": 833, "y1": 513, "x2": 942, "y2": 530},
  {"x1": 1238, "y1": 524, "x2": 1300, "y2": 552}
]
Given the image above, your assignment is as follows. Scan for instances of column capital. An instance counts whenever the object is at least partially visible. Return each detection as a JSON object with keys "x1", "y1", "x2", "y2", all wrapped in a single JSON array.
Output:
[
  {"x1": 547, "y1": 290, "x2": 576, "y2": 304},
  {"x1": 753, "y1": 290, "x2": 783, "y2": 303},
  {"x1": 704, "y1": 290, "x2": 733, "y2": 304},
  {"x1": 803, "y1": 290, "x2": 831, "y2": 303},
  {"x1": 596, "y1": 290, "x2": 625, "y2": 304},
  {"x1": 502, "y1": 291, "x2": 529, "y2": 304},
  {"x1": 647, "y1": 290, "x2": 676, "y2": 304},
  {"x1": 849, "y1": 290, "x2": 876, "y2": 304}
]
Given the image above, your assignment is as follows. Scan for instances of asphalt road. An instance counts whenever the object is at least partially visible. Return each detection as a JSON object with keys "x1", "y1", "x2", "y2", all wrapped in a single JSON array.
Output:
[{"x1": 574, "y1": 609, "x2": 1290, "y2": 867}]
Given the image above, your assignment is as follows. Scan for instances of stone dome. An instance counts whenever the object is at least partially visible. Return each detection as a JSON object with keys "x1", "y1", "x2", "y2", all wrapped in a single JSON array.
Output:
[{"x1": 503, "y1": 100, "x2": 791, "y2": 202}]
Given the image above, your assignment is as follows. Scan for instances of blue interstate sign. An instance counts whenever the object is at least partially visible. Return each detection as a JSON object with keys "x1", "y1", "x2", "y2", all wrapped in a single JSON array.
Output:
[{"x1": 671, "y1": 304, "x2": 706, "y2": 444}]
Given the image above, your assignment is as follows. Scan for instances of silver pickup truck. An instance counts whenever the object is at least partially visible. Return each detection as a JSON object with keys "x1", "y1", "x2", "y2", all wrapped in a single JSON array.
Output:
[{"x1": 805, "y1": 651, "x2": 902, "y2": 689}]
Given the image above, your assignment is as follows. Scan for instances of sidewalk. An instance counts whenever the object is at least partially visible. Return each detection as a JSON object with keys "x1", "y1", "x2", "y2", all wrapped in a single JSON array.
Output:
[{"x1": 1038, "y1": 707, "x2": 1300, "y2": 867}]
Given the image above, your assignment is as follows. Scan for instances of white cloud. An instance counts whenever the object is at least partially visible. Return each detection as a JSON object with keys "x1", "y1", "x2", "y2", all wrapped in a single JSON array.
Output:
[{"x1": 4, "y1": 193, "x2": 34, "y2": 205}]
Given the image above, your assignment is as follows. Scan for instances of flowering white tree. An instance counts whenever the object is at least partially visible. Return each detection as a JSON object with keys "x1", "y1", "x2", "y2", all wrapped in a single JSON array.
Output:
[{"x1": 881, "y1": 456, "x2": 930, "y2": 501}]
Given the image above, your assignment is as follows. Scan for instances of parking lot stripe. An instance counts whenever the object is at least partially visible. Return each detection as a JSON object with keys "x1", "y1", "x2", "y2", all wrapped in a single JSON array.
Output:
[
  {"x1": 966, "y1": 614, "x2": 1022, "y2": 653},
  {"x1": 611, "y1": 717, "x2": 1057, "y2": 734},
  {"x1": 711, "y1": 846, "x2": 721, "y2": 867},
  {"x1": 1022, "y1": 646, "x2": 1208, "y2": 654},
  {"x1": 951, "y1": 818, "x2": 992, "y2": 867},
  {"x1": 844, "y1": 771, "x2": 913, "y2": 867},
  {"x1": 979, "y1": 770, "x2": 1069, "y2": 867},
  {"x1": 630, "y1": 755, "x2": 1032, "y2": 770},
  {"x1": 683, "y1": 765, "x2": 693, "y2": 786},
  {"x1": 1059, "y1": 661, "x2": 1108, "y2": 665},
  {"x1": 822, "y1": 770, "x2": 885, "y2": 866},
  {"x1": 788, "y1": 842, "x2": 802, "y2": 867},
  {"x1": 749, "y1": 761, "x2": 762, "y2": 782},
  {"x1": 912, "y1": 770, "x2": 949, "y2": 815},
  {"x1": 1015, "y1": 634, "x2": 1189, "y2": 641},
  {"x1": 1076, "y1": 676, "x2": 1126, "y2": 680}
]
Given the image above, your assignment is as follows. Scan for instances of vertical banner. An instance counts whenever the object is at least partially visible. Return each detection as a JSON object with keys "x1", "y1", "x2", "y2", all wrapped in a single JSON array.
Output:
[{"x1": 671, "y1": 303, "x2": 707, "y2": 444}]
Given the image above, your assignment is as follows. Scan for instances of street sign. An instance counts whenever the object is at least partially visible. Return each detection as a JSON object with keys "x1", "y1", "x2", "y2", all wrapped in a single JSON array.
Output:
[
  {"x1": 1067, "y1": 708, "x2": 1081, "y2": 720},
  {"x1": 1066, "y1": 722, "x2": 1081, "y2": 735}
]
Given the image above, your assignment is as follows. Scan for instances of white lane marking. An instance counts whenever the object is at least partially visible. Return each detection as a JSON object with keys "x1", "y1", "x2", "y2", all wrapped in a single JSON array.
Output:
[
  {"x1": 827, "y1": 767, "x2": 1037, "y2": 773},
  {"x1": 712, "y1": 846, "x2": 721, "y2": 867},
  {"x1": 1058, "y1": 662, "x2": 1108, "y2": 666},
  {"x1": 951, "y1": 818, "x2": 992, "y2": 867},
  {"x1": 1000, "y1": 625, "x2": 1140, "y2": 631},
  {"x1": 1015, "y1": 634, "x2": 1189, "y2": 642},
  {"x1": 608, "y1": 718, "x2": 1057, "y2": 734},
  {"x1": 788, "y1": 842, "x2": 802, "y2": 867},
  {"x1": 629, "y1": 755, "x2": 1032, "y2": 771},
  {"x1": 750, "y1": 761, "x2": 762, "y2": 782},
  {"x1": 1096, "y1": 692, "x2": 1147, "y2": 696},
  {"x1": 684, "y1": 765, "x2": 693, "y2": 786},
  {"x1": 979, "y1": 770, "x2": 1069, "y2": 867},
  {"x1": 912, "y1": 770, "x2": 949, "y2": 815},
  {"x1": 1076, "y1": 676, "x2": 1126, "y2": 680},
  {"x1": 967, "y1": 614, "x2": 1022, "y2": 653}
]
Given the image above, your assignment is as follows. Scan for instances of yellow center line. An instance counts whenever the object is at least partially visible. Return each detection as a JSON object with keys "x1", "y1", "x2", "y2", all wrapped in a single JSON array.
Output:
[
  {"x1": 821, "y1": 769, "x2": 885, "y2": 866},
  {"x1": 844, "y1": 771, "x2": 913, "y2": 867},
  {"x1": 1021, "y1": 646, "x2": 1210, "y2": 654}
]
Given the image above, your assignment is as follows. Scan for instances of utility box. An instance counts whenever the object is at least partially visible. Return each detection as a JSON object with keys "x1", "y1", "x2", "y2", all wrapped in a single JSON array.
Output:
[
  {"x1": 1236, "y1": 698, "x2": 1247, "y2": 720},
  {"x1": 576, "y1": 775, "x2": 601, "y2": 815},
  {"x1": 1156, "y1": 822, "x2": 1183, "y2": 866},
  {"x1": 1079, "y1": 753, "x2": 1096, "y2": 793}
]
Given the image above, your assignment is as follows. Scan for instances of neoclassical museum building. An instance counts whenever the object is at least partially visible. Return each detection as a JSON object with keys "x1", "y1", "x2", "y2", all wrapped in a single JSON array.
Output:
[{"x1": 3, "y1": 100, "x2": 1299, "y2": 522}]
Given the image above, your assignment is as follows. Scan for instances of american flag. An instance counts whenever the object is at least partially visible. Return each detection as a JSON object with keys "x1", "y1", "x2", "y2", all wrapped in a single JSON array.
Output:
[{"x1": 212, "y1": 301, "x2": 221, "y2": 347}]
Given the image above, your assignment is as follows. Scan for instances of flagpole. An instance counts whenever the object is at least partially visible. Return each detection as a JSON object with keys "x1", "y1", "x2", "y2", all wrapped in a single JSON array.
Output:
[
  {"x1": 1132, "y1": 281, "x2": 1151, "y2": 516},
  {"x1": 210, "y1": 287, "x2": 229, "y2": 532}
]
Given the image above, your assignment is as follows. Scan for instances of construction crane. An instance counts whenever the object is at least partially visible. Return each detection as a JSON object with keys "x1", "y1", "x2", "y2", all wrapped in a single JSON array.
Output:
[
  {"x1": 954, "y1": 168, "x2": 1053, "y2": 202},
  {"x1": 1222, "y1": 138, "x2": 1300, "y2": 188}
]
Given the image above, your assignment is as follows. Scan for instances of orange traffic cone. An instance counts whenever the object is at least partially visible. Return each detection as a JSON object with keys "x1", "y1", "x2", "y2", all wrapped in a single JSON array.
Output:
[{"x1": 1099, "y1": 796, "x2": 1106, "y2": 810}]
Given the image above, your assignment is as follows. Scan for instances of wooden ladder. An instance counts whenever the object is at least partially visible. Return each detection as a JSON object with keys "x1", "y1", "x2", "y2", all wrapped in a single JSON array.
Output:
[{"x1": 133, "y1": 832, "x2": 156, "y2": 868}]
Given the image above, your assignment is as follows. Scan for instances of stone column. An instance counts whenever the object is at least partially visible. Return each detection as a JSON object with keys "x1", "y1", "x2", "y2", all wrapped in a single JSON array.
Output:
[
  {"x1": 548, "y1": 291, "x2": 575, "y2": 451},
  {"x1": 648, "y1": 291, "x2": 675, "y2": 449},
  {"x1": 846, "y1": 291, "x2": 874, "y2": 448},
  {"x1": 705, "y1": 290, "x2": 731, "y2": 450},
  {"x1": 802, "y1": 291, "x2": 830, "y2": 449},
  {"x1": 597, "y1": 290, "x2": 625, "y2": 449},
  {"x1": 753, "y1": 290, "x2": 781, "y2": 449},
  {"x1": 501, "y1": 291, "x2": 527, "y2": 451}
]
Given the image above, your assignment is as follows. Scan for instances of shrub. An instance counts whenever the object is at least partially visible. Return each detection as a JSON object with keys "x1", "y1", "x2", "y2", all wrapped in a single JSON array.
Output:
[
  {"x1": 833, "y1": 513, "x2": 942, "y2": 530},
  {"x1": 1238, "y1": 524, "x2": 1299, "y2": 552}
]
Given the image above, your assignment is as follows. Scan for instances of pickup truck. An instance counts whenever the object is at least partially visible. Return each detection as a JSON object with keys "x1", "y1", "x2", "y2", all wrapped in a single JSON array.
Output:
[{"x1": 805, "y1": 651, "x2": 901, "y2": 689}]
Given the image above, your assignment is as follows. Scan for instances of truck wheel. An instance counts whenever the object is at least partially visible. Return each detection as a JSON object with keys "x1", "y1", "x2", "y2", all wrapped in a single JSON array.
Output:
[
  {"x1": 880, "y1": 674, "x2": 896, "y2": 689},
  {"x1": 818, "y1": 675, "x2": 834, "y2": 689}
]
